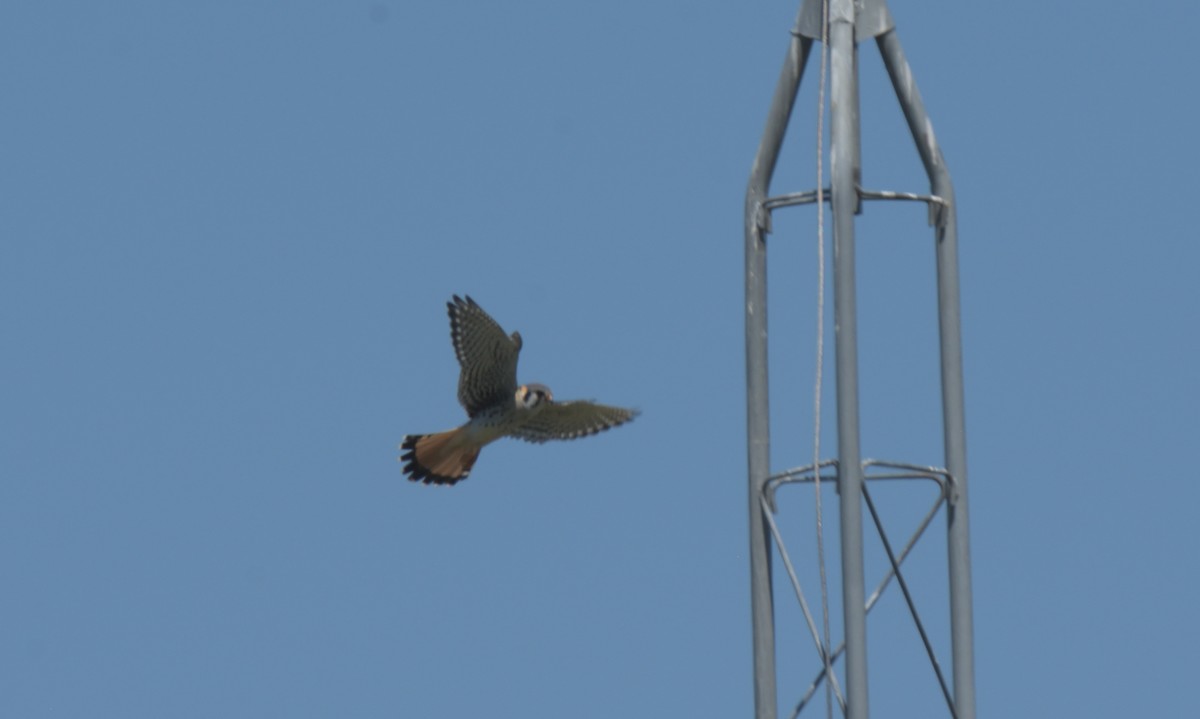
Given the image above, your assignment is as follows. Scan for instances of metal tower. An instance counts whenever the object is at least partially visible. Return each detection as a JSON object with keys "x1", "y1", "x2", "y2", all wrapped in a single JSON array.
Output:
[{"x1": 743, "y1": 1, "x2": 974, "y2": 718}]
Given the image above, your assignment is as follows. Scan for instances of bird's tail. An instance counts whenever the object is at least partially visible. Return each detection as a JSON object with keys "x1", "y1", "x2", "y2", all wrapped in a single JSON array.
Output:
[{"x1": 399, "y1": 427, "x2": 481, "y2": 485}]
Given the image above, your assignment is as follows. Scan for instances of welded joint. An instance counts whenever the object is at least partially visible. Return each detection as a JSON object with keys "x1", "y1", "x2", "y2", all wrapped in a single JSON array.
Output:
[
  {"x1": 828, "y1": 0, "x2": 855, "y2": 26},
  {"x1": 751, "y1": 200, "x2": 772, "y2": 235},
  {"x1": 944, "y1": 469, "x2": 963, "y2": 504}
]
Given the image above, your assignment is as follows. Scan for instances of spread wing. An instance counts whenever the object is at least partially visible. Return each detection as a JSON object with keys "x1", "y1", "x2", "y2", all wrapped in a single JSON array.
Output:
[
  {"x1": 509, "y1": 400, "x2": 639, "y2": 443},
  {"x1": 448, "y1": 295, "x2": 521, "y2": 417}
]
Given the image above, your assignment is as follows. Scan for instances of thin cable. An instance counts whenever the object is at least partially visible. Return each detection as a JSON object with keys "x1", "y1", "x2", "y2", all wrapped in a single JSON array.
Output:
[{"x1": 812, "y1": 1, "x2": 833, "y2": 718}]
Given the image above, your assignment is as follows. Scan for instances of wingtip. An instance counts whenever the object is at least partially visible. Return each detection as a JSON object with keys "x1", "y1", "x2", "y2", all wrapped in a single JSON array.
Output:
[{"x1": 448, "y1": 294, "x2": 478, "y2": 313}]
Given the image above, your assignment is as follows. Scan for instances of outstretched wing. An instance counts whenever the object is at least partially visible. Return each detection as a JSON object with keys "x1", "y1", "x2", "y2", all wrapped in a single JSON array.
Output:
[
  {"x1": 448, "y1": 295, "x2": 521, "y2": 417},
  {"x1": 509, "y1": 400, "x2": 639, "y2": 443}
]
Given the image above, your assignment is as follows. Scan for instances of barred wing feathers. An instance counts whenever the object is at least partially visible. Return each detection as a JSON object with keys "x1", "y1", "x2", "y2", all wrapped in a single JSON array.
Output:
[
  {"x1": 448, "y1": 295, "x2": 521, "y2": 417},
  {"x1": 510, "y1": 401, "x2": 639, "y2": 443}
]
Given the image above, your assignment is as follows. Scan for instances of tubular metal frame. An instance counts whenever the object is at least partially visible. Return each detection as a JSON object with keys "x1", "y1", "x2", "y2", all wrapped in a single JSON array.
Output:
[{"x1": 743, "y1": 1, "x2": 975, "y2": 718}]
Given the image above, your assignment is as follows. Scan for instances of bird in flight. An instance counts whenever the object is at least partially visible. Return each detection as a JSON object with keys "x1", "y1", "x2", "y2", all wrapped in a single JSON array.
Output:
[{"x1": 400, "y1": 295, "x2": 639, "y2": 485}]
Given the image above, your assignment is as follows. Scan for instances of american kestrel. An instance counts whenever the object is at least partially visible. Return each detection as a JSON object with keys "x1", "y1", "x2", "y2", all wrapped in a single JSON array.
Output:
[{"x1": 399, "y1": 295, "x2": 639, "y2": 485}]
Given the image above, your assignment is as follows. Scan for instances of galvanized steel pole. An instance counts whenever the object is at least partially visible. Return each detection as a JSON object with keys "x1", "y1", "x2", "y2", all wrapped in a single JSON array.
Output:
[
  {"x1": 829, "y1": 0, "x2": 870, "y2": 717},
  {"x1": 878, "y1": 29, "x2": 976, "y2": 719},
  {"x1": 744, "y1": 12, "x2": 814, "y2": 717}
]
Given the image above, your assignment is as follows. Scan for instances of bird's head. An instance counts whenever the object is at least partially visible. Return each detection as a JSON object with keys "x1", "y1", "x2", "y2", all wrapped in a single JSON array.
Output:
[{"x1": 517, "y1": 383, "x2": 553, "y2": 410}]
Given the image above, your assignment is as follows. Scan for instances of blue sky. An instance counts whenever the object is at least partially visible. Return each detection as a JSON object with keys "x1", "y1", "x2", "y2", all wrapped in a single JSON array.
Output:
[{"x1": 2, "y1": 1, "x2": 1198, "y2": 717}]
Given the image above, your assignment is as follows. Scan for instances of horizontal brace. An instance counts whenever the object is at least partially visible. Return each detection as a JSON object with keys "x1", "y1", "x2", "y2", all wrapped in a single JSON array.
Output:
[
  {"x1": 763, "y1": 458, "x2": 954, "y2": 512},
  {"x1": 857, "y1": 187, "x2": 947, "y2": 206},
  {"x1": 756, "y1": 185, "x2": 950, "y2": 233},
  {"x1": 763, "y1": 188, "x2": 831, "y2": 211},
  {"x1": 765, "y1": 185, "x2": 946, "y2": 209}
]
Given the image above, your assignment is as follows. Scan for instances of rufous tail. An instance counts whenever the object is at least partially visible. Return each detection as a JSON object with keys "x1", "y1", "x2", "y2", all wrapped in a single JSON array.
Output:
[{"x1": 399, "y1": 427, "x2": 482, "y2": 485}]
